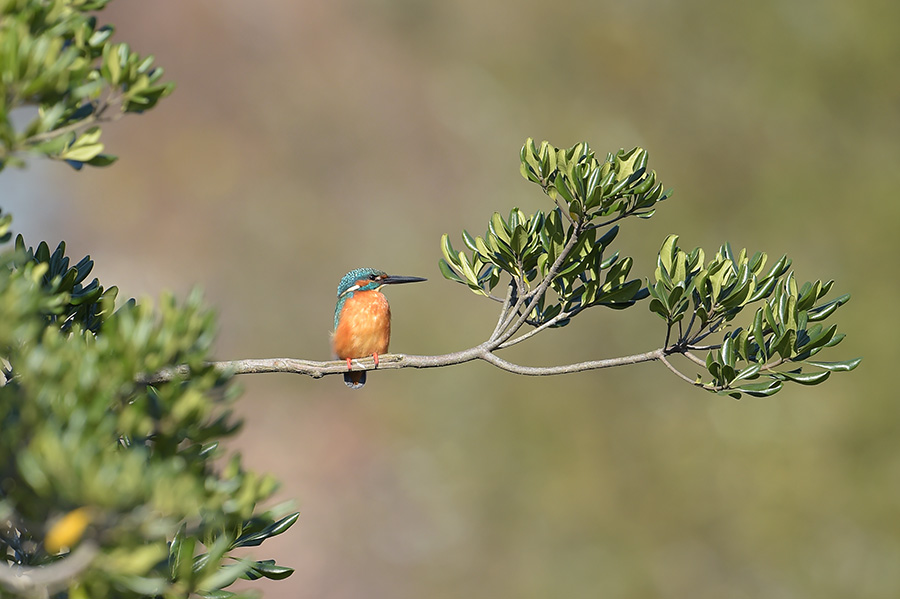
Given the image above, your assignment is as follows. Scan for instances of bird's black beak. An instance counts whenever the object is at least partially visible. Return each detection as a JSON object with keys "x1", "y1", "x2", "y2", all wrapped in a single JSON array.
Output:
[{"x1": 382, "y1": 275, "x2": 427, "y2": 285}]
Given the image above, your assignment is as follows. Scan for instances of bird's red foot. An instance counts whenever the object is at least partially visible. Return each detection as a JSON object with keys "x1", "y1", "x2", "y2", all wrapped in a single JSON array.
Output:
[
  {"x1": 345, "y1": 357, "x2": 353, "y2": 370},
  {"x1": 373, "y1": 353, "x2": 380, "y2": 367}
]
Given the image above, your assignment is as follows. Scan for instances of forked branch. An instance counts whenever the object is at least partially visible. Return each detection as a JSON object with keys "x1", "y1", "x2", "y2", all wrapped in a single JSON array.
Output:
[{"x1": 139, "y1": 345, "x2": 670, "y2": 385}]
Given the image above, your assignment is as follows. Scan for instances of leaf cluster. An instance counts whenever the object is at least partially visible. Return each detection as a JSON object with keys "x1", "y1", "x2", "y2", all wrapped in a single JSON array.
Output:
[
  {"x1": 0, "y1": 225, "x2": 296, "y2": 598},
  {"x1": 0, "y1": 0, "x2": 173, "y2": 171},
  {"x1": 439, "y1": 138, "x2": 859, "y2": 396},
  {"x1": 649, "y1": 235, "x2": 858, "y2": 397},
  {"x1": 441, "y1": 139, "x2": 668, "y2": 334},
  {"x1": 519, "y1": 138, "x2": 669, "y2": 222}
]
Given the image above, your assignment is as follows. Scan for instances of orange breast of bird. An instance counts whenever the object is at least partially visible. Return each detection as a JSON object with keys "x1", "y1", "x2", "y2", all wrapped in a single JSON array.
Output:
[{"x1": 332, "y1": 290, "x2": 392, "y2": 360}]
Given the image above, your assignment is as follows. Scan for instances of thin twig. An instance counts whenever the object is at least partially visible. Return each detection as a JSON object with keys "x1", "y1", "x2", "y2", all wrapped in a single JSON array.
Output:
[
  {"x1": 488, "y1": 283, "x2": 514, "y2": 341},
  {"x1": 480, "y1": 348, "x2": 664, "y2": 375},
  {"x1": 761, "y1": 356, "x2": 786, "y2": 371},
  {"x1": 682, "y1": 351, "x2": 708, "y2": 367},
  {"x1": 689, "y1": 316, "x2": 726, "y2": 346},
  {"x1": 493, "y1": 221, "x2": 583, "y2": 346},
  {"x1": 683, "y1": 306, "x2": 698, "y2": 342},
  {"x1": 555, "y1": 199, "x2": 576, "y2": 225},
  {"x1": 685, "y1": 343, "x2": 721, "y2": 352},
  {"x1": 658, "y1": 354, "x2": 704, "y2": 388},
  {"x1": 493, "y1": 282, "x2": 528, "y2": 343},
  {"x1": 584, "y1": 210, "x2": 630, "y2": 230},
  {"x1": 498, "y1": 308, "x2": 576, "y2": 349},
  {"x1": 23, "y1": 94, "x2": 121, "y2": 146}
]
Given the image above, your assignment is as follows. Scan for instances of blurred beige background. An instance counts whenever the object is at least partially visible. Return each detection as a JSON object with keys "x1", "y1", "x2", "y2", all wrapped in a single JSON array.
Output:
[{"x1": 7, "y1": 0, "x2": 899, "y2": 597}]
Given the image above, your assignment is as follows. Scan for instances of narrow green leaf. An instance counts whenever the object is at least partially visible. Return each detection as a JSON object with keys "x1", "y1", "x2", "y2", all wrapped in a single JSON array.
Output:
[
  {"x1": 440, "y1": 234, "x2": 459, "y2": 267},
  {"x1": 807, "y1": 293, "x2": 851, "y2": 322},
  {"x1": 747, "y1": 275, "x2": 778, "y2": 303},
  {"x1": 735, "y1": 380, "x2": 783, "y2": 397},
  {"x1": 777, "y1": 370, "x2": 831, "y2": 385},
  {"x1": 658, "y1": 235, "x2": 678, "y2": 277},
  {"x1": 461, "y1": 230, "x2": 478, "y2": 252},
  {"x1": 803, "y1": 358, "x2": 862, "y2": 372},
  {"x1": 489, "y1": 212, "x2": 511, "y2": 243},
  {"x1": 733, "y1": 363, "x2": 761, "y2": 382},
  {"x1": 752, "y1": 308, "x2": 767, "y2": 360},
  {"x1": 649, "y1": 298, "x2": 668, "y2": 320},
  {"x1": 510, "y1": 224, "x2": 527, "y2": 255},
  {"x1": 721, "y1": 335, "x2": 735, "y2": 368},
  {"x1": 243, "y1": 560, "x2": 295, "y2": 581}
]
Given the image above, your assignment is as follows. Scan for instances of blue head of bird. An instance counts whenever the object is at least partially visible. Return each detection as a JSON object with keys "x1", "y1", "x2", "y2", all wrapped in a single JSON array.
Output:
[{"x1": 333, "y1": 267, "x2": 426, "y2": 329}]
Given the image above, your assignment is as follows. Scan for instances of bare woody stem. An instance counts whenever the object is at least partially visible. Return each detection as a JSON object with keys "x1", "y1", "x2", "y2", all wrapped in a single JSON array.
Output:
[{"x1": 138, "y1": 346, "x2": 667, "y2": 385}]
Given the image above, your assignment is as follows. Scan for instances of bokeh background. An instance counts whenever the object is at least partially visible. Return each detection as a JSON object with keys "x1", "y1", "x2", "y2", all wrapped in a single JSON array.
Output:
[{"x1": 5, "y1": 0, "x2": 899, "y2": 597}]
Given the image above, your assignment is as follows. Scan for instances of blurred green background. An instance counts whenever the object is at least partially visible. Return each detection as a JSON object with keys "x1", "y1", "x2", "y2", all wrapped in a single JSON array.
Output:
[{"x1": 6, "y1": 0, "x2": 898, "y2": 597}]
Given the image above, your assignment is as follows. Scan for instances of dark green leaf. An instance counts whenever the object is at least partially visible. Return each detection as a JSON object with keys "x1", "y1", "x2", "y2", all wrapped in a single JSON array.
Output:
[
  {"x1": 776, "y1": 370, "x2": 831, "y2": 385},
  {"x1": 438, "y1": 259, "x2": 464, "y2": 284},
  {"x1": 803, "y1": 358, "x2": 862, "y2": 372},
  {"x1": 734, "y1": 380, "x2": 783, "y2": 397},
  {"x1": 243, "y1": 560, "x2": 295, "y2": 581}
]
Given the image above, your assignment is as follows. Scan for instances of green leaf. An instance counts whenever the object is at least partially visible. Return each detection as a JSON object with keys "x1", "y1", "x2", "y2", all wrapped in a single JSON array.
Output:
[
  {"x1": 803, "y1": 358, "x2": 862, "y2": 372},
  {"x1": 440, "y1": 234, "x2": 459, "y2": 267},
  {"x1": 658, "y1": 234, "x2": 678, "y2": 277},
  {"x1": 489, "y1": 212, "x2": 511, "y2": 244},
  {"x1": 61, "y1": 142, "x2": 104, "y2": 162},
  {"x1": 649, "y1": 298, "x2": 668, "y2": 320},
  {"x1": 799, "y1": 323, "x2": 837, "y2": 353},
  {"x1": 173, "y1": 530, "x2": 196, "y2": 583},
  {"x1": 762, "y1": 254, "x2": 791, "y2": 280},
  {"x1": 474, "y1": 236, "x2": 493, "y2": 261},
  {"x1": 776, "y1": 370, "x2": 831, "y2": 385},
  {"x1": 243, "y1": 560, "x2": 295, "y2": 581},
  {"x1": 807, "y1": 293, "x2": 851, "y2": 322},
  {"x1": 732, "y1": 363, "x2": 761, "y2": 382},
  {"x1": 438, "y1": 259, "x2": 464, "y2": 283},
  {"x1": 734, "y1": 380, "x2": 783, "y2": 397},
  {"x1": 771, "y1": 329, "x2": 796, "y2": 359},
  {"x1": 234, "y1": 512, "x2": 300, "y2": 548},
  {"x1": 747, "y1": 275, "x2": 778, "y2": 303},
  {"x1": 721, "y1": 335, "x2": 735, "y2": 368},
  {"x1": 510, "y1": 224, "x2": 527, "y2": 255},
  {"x1": 629, "y1": 169, "x2": 656, "y2": 195},
  {"x1": 85, "y1": 153, "x2": 118, "y2": 167}
]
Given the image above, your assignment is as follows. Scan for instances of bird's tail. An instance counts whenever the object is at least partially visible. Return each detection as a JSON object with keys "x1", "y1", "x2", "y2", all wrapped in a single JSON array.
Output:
[{"x1": 344, "y1": 370, "x2": 367, "y2": 389}]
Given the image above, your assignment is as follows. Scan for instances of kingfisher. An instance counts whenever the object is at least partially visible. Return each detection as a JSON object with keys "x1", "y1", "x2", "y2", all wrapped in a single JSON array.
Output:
[{"x1": 332, "y1": 267, "x2": 426, "y2": 389}]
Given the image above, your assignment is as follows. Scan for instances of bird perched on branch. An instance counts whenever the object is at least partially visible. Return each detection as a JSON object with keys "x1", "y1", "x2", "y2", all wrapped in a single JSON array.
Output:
[{"x1": 332, "y1": 267, "x2": 426, "y2": 388}]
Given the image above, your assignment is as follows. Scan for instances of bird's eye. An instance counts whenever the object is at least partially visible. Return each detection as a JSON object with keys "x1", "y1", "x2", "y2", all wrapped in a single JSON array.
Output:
[{"x1": 369, "y1": 274, "x2": 379, "y2": 280}]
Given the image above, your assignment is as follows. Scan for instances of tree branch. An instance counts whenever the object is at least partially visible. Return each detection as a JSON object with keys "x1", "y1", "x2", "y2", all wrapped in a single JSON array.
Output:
[
  {"x1": 23, "y1": 93, "x2": 122, "y2": 146},
  {"x1": 480, "y1": 348, "x2": 664, "y2": 375},
  {"x1": 682, "y1": 351, "x2": 708, "y2": 367},
  {"x1": 497, "y1": 308, "x2": 575, "y2": 349},
  {"x1": 658, "y1": 354, "x2": 706, "y2": 389},
  {"x1": 488, "y1": 283, "x2": 515, "y2": 341},
  {"x1": 139, "y1": 345, "x2": 671, "y2": 384}
]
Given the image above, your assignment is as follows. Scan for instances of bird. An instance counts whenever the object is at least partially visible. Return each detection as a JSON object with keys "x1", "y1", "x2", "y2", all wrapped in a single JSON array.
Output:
[{"x1": 331, "y1": 267, "x2": 426, "y2": 388}]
